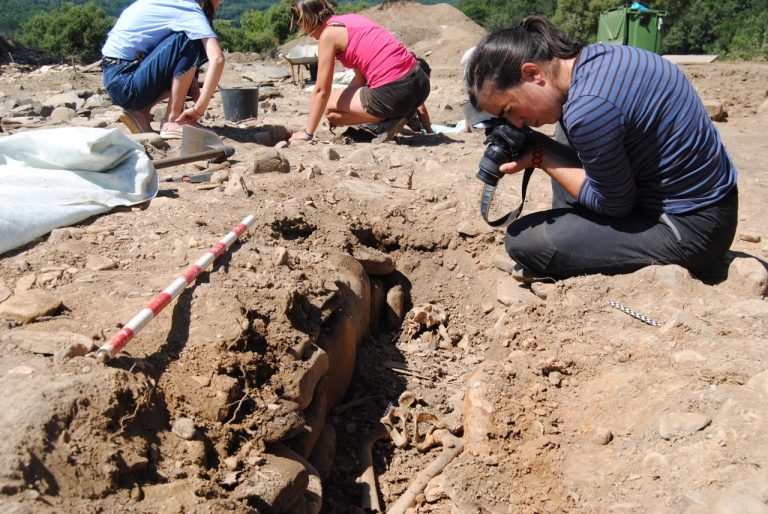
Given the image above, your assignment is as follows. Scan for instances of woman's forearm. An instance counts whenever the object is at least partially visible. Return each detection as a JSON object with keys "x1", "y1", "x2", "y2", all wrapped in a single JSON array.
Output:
[
  {"x1": 306, "y1": 88, "x2": 330, "y2": 135},
  {"x1": 538, "y1": 137, "x2": 585, "y2": 198},
  {"x1": 196, "y1": 38, "x2": 225, "y2": 113}
]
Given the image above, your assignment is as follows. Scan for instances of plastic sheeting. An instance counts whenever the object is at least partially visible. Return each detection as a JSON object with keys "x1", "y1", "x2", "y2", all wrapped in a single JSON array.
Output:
[{"x1": 0, "y1": 127, "x2": 158, "y2": 256}]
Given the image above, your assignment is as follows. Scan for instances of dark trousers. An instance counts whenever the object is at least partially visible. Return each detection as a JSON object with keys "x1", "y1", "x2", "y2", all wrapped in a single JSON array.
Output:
[{"x1": 505, "y1": 124, "x2": 739, "y2": 279}]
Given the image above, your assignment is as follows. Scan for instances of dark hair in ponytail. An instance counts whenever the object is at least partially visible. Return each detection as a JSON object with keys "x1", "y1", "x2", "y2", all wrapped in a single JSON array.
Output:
[
  {"x1": 199, "y1": 0, "x2": 216, "y2": 24},
  {"x1": 466, "y1": 16, "x2": 582, "y2": 108}
]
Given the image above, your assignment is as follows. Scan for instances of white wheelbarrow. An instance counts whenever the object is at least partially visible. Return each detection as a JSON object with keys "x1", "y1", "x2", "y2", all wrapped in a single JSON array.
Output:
[{"x1": 284, "y1": 44, "x2": 319, "y2": 86}]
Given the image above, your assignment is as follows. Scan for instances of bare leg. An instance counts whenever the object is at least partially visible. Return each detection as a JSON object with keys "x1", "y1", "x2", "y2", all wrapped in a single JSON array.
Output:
[
  {"x1": 327, "y1": 111, "x2": 383, "y2": 126},
  {"x1": 160, "y1": 67, "x2": 197, "y2": 133},
  {"x1": 325, "y1": 86, "x2": 382, "y2": 126}
]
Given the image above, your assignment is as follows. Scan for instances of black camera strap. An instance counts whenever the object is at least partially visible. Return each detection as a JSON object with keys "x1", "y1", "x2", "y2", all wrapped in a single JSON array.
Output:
[{"x1": 479, "y1": 166, "x2": 535, "y2": 227}]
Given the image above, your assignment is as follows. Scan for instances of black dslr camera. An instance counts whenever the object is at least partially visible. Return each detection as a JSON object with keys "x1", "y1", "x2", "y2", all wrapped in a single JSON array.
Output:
[
  {"x1": 476, "y1": 118, "x2": 532, "y2": 186},
  {"x1": 474, "y1": 118, "x2": 535, "y2": 227}
]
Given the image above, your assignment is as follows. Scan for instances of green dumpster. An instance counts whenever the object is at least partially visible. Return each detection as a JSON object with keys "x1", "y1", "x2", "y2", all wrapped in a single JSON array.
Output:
[
  {"x1": 596, "y1": 7, "x2": 628, "y2": 46},
  {"x1": 597, "y1": 6, "x2": 668, "y2": 54}
]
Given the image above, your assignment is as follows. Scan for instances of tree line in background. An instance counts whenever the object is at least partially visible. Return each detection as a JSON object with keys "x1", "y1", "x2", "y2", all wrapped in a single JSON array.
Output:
[
  {"x1": 5, "y1": 0, "x2": 767, "y2": 63},
  {"x1": 462, "y1": 0, "x2": 768, "y2": 59}
]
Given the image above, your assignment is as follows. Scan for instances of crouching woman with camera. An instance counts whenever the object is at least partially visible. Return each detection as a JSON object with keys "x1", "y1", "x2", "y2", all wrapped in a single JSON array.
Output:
[{"x1": 465, "y1": 16, "x2": 738, "y2": 282}]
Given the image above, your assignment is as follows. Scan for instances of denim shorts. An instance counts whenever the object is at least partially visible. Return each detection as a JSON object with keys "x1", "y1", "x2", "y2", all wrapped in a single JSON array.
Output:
[
  {"x1": 103, "y1": 32, "x2": 207, "y2": 111},
  {"x1": 360, "y1": 65, "x2": 430, "y2": 119}
]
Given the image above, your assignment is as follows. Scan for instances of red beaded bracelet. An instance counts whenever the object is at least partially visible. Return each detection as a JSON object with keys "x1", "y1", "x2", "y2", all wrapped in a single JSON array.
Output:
[{"x1": 530, "y1": 144, "x2": 544, "y2": 169}]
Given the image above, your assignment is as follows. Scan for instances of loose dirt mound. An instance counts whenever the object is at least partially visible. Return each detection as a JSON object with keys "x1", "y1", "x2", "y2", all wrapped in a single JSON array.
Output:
[{"x1": 1, "y1": 2, "x2": 768, "y2": 513}]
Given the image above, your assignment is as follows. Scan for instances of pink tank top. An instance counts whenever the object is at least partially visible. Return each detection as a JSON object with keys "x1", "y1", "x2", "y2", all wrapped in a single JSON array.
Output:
[{"x1": 329, "y1": 14, "x2": 415, "y2": 89}]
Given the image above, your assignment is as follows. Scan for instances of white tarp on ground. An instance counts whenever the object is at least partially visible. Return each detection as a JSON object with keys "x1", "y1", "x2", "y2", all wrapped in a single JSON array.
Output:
[{"x1": 0, "y1": 127, "x2": 158, "y2": 256}]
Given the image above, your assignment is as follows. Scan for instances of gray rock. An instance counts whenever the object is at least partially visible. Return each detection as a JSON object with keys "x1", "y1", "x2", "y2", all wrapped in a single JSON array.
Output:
[
  {"x1": 322, "y1": 146, "x2": 340, "y2": 161},
  {"x1": 0, "y1": 502, "x2": 33, "y2": 514},
  {"x1": 86, "y1": 255, "x2": 117, "y2": 271},
  {"x1": 224, "y1": 171, "x2": 250, "y2": 197},
  {"x1": 83, "y1": 94, "x2": 104, "y2": 109},
  {"x1": 726, "y1": 257, "x2": 768, "y2": 297},
  {"x1": 433, "y1": 199, "x2": 458, "y2": 211},
  {"x1": 15, "y1": 274, "x2": 36, "y2": 291},
  {"x1": 307, "y1": 162, "x2": 322, "y2": 177},
  {"x1": 673, "y1": 350, "x2": 706, "y2": 363},
  {"x1": 48, "y1": 228, "x2": 72, "y2": 242},
  {"x1": 2, "y1": 329, "x2": 92, "y2": 356},
  {"x1": 593, "y1": 427, "x2": 614, "y2": 445},
  {"x1": 171, "y1": 418, "x2": 197, "y2": 440},
  {"x1": 232, "y1": 454, "x2": 309, "y2": 513},
  {"x1": 132, "y1": 132, "x2": 168, "y2": 148},
  {"x1": 530, "y1": 282, "x2": 555, "y2": 300},
  {"x1": 491, "y1": 255, "x2": 516, "y2": 273},
  {"x1": 457, "y1": 222, "x2": 482, "y2": 237},
  {"x1": 496, "y1": 277, "x2": 540, "y2": 307},
  {"x1": 348, "y1": 148, "x2": 377, "y2": 164},
  {"x1": 248, "y1": 148, "x2": 290, "y2": 174},
  {"x1": 747, "y1": 370, "x2": 768, "y2": 395},
  {"x1": 50, "y1": 106, "x2": 77, "y2": 122},
  {"x1": 53, "y1": 341, "x2": 94, "y2": 364},
  {"x1": 710, "y1": 493, "x2": 768, "y2": 514},
  {"x1": 0, "y1": 290, "x2": 62, "y2": 323},
  {"x1": 43, "y1": 92, "x2": 81, "y2": 111},
  {"x1": 658, "y1": 412, "x2": 711, "y2": 439},
  {"x1": 0, "y1": 279, "x2": 10, "y2": 303},
  {"x1": 661, "y1": 309, "x2": 714, "y2": 336},
  {"x1": 637, "y1": 264, "x2": 694, "y2": 289},
  {"x1": 385, "y1": 284, "x2": 406, "y2": 329},
  {"x1": 274, "y1": 247, "x2": 289, "y2": 266},
  {"x1": 702, "y1": 98, "x2": 727, "y2": 121},
  {"x1": 353, "y1": 248, "x2": 395, "y2": 275}
]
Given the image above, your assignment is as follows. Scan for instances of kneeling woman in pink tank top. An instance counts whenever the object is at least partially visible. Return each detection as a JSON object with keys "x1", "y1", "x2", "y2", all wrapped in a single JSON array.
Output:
[{"x1": 288, "y1": 0, "x2": 431, "y2": 143}]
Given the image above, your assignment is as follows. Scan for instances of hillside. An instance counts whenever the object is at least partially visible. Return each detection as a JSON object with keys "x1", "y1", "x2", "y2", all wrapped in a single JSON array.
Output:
[{"x1": 1, "y1": 0, "x2": 458, "y2": 36}]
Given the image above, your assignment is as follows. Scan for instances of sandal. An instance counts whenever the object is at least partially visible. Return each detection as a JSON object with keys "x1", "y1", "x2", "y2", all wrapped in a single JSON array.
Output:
[{"x1": 118, "y1": 110, "x2": 154, "y2": 134}]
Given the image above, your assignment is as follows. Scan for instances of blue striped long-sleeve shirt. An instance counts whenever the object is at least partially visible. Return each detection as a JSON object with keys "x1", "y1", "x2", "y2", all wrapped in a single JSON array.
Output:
[{"x1": 563, "y1": 44, "x2": 737, "y2": 217}]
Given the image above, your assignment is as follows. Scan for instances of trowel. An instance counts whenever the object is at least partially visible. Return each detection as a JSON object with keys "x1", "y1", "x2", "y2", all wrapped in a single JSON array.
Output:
[{"x1": 153, "y1": 125, "x2": 235, "y2": 170}]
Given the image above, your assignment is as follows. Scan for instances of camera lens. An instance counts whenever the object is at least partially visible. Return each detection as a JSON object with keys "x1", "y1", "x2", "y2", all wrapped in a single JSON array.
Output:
[{"x1": 475, "y1": 144, "x2": 508, "y2": 186}]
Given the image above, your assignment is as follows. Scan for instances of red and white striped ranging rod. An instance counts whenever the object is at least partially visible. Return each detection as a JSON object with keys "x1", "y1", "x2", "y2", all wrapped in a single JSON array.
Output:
[{"x1": 95, "y1": 215, "x2": 256, "y2": 363}]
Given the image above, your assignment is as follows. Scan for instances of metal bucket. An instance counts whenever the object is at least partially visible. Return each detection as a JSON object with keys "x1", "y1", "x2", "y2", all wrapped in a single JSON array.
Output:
[{"x1": 220, "y1": 86, "x2": 260, "y2": 121}]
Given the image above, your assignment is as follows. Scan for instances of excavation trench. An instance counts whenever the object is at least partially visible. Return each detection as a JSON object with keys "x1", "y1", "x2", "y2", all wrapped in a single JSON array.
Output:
[{"x1": 0, "y1": 218, "x2": 475, "y2": 514}]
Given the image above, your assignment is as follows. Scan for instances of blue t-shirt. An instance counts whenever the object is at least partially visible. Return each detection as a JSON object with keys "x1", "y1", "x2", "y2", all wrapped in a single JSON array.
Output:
[
  {"x1": 563, "y1": 44, "x2": 737, "y2": 217},
  {"x1": 102, "y1": 0, "x2": 217, "y2": 61}
]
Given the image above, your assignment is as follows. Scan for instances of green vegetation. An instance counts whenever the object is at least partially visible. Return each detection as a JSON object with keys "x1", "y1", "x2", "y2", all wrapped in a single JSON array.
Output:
[
  {"x1": 5, "y1": 0, "x2": 767, "y2": 61},
  {"x1": 457, "y1": 0, "x2": 768, "y2": 58},
  {"x1": 215, "y1": 0, "x2": 294, "y2": 53},
  {"x1": 7, "y1": 0, "x2": 375, "y2": 58},
  {"x1": 18, "y1": 3, "x2": 114, "y2": 60},
  {"x1": 457, "y1": 0, "x2": 557, "y2": 30}
]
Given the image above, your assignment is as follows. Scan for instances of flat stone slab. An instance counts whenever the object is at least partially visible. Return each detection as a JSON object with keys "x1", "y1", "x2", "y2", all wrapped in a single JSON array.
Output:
[
  {"x1": 663, "y1": 54, "x2": 719, "y2": 64},
  {"x1": 0, "y1": 290, "x2": 62, "y2": 323},
  {"x1": 659, "y1": 412, "x2": 711, "y2": 439}
]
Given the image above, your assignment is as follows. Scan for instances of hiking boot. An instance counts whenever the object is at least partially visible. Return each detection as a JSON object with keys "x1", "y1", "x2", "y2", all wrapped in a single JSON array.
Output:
[
  {"x1": 511, "y1": 264, "x2": 555, "y2": 284},
  {"x1": 372, "y1": 116, "x2": 409, "y2": 144}
]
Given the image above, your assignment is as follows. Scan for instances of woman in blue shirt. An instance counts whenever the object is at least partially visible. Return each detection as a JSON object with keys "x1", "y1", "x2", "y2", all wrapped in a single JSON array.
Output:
[
  {"x1": 465, "y1": 16, "x2": 738, "y2": 281},
  {"x1": 101, "y1": 0, "x2": 225, "y2": 138}
]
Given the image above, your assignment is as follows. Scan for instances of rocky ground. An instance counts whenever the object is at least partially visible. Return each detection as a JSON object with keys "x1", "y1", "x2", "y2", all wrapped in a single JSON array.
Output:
[{"x1": 0, "y1": 3, "x2": 767, "y2": 514}]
